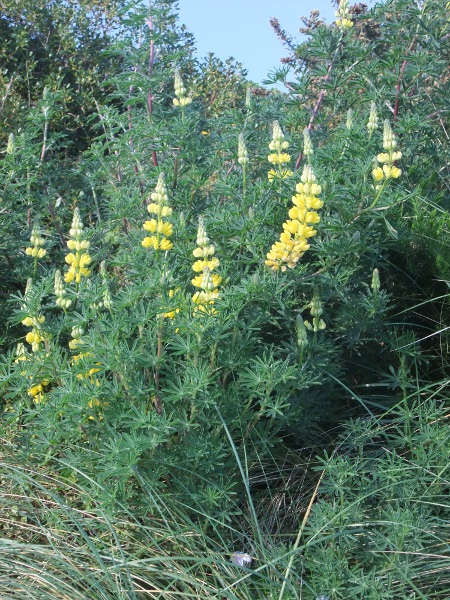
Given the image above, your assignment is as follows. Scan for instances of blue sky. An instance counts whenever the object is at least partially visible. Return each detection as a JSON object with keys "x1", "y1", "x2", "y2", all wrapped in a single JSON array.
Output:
[{"x1": 177, "y1": 0, "x2": 376, "y2": 84}]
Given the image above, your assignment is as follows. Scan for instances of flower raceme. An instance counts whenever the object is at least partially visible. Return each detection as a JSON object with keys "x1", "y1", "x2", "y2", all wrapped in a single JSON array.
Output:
[
  {"x1": 268, "y1": 121, "x2": 293, "y2": 180},
  {"x1": 173, "y1": 69, "x2": 192, "y2": 107},
  {"x1": 367, "y1": 102, "x2": 378, "y2": 137},
  {"x1": 64, "y1": 208, "x2": 92, "y2": 284},
  {"x1": 54, "y1": 269, "x2": 72, "y2": 309},
  {"x1": 192, "y1": 217, "x2": 222, "y2": 313},
  {"x1": 238, "y1": 132, "x2": 248, "y2": 166},
  {"x1": 335, "y1": 0, "x2": 353, "y2": 29},
  {"x1": 372, "y1": 120, "x2": 402, "y2": 182},
  {"x1": 142, "y1": 173, "x2": 174, "y2": 252},
  {"x1": 266, "y1": 165, "x2": 324, "y2": 272},
  {"x1": 25, "y1": 223, "x2": 46, "y2": 259}
]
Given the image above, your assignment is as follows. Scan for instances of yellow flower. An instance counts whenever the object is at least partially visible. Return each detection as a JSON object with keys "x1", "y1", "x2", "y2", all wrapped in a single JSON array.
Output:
[
  {"x1": 335, "y1": 0, "x2": 353, "y2": 29},
  {"x1": 25, "y1": 223, "x2": 47, "y2": 260},
  {"x1": 266, "y1": 164, "x2": 324, "y2": 272},
  {"x1": 173, "y1": 69, "x2": 192, "y2": 107},
  {"x1": 268, "y1": 152, "x2": 291, "y2": 165},
  {"x1": 143, "y1": 174, "x2": 174, "y2": 254},
  {"x1": 268, "y1": 169, "x2": 293, "y2": 181},
  {"x1": 64, "y1": 209, "x2": 92, "y2": 285},
  {"x1": 191, "y1": 217, "x2": 222, "y2": 314},
  {"x1": 159, "y1": 238, "x2": 173, "y2": 251},
  {"x1": 372, "y1": 121, "x2": 402, "y2": 183},
  {"x1": 192, "y1": 257, "x2": 220, "y2": 273},
  {"x1": 372, "y1": 167, "x2": 384, "y2": 181}
]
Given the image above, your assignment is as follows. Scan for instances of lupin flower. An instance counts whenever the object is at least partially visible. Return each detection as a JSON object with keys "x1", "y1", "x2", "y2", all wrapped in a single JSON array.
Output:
[
  {"x1": 367, "y1": 102, "x2": 378, "y2": 137},
  {"x1": 268, "y1": 121, "x2": 291, "y2": 166},
  {"x1": 268, "y1": 121, "x2": 293, "y2": 180},
  {"x1": 372, "y1": 120, "x2": 402, "y2": 181},
  {"x1": 238, "y1": 132, "x2": 249, "y2": 165},
  {"x1": 142, "y1": 173, "x2": 174, "y2": 252},
  {"x1": 265, "y1": 165, "x2": 324, "y2": 272},
  {"x1": 54, "y1": 270, "x2": 72, "y2": 309},
  {"x1": 69, "y1": 326, "x2": 84, "y2": 350},
  {"x1": 27, "y1": 380, "x2": 50, "y2": 404},
  {"x1": 192, "y1": 217, "x2": 222, "y2": 313},
  {"x1": 64, "y1": 208, "x2": 92, "y2": 284},
  {"x1": 335, "y1": 0, "x2": 353, "y2": 29},
  {"x1": 25, "y1": 223, "x2": 46, "y2": 259},
  {"x1": 173, "y1": 69, "x2": 192, "y2": 107}
]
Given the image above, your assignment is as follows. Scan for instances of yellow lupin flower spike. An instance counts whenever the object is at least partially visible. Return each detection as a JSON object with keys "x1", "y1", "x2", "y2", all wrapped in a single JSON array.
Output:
[
  {"x1": 268, "y1": 121, "x2": 291, "y2": 165},
  {"x1": 336, "y1": 0, "x2": 353, "y2": 29},
  {"x1": 372, "y1": 120, "x2": 402, "y2": 182},
  {"x1": 173, "y1": 69, "x2": 192, "y2": 107},
  {"x1": 192, "y1": 217, "x2": 222, "y2": 314},
  {"x1": 64, "y1": 208, "x2": 92, "y2": 284},
  {"x1": 25, "y1": 223, "x2": 46, "y2": 259},
  {"x1": 268, "y1": 121, "x2": 293, "y2": 180},
  {"x1": 266, "y1": 165, "x2": 324, "y2": 272},
  {"x1": 142, "y1": 173, "x2": 174, "y2": 252}
]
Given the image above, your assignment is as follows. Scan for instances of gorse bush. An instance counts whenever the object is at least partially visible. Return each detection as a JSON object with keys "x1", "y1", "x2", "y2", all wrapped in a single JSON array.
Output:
[{"x1": 1, "y1": 0, "x2": 450, "y2": 597}]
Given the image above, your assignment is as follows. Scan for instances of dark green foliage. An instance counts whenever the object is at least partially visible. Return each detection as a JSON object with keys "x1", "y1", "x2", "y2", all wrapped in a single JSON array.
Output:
[{"x1": 0, "y1": 0, "x2": 450, "y2": 598}]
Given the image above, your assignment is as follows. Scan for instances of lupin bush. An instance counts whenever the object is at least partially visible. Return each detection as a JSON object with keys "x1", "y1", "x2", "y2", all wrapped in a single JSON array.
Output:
[{"x1": 1, "y1": 0, "x2": 450, "y2": 598}]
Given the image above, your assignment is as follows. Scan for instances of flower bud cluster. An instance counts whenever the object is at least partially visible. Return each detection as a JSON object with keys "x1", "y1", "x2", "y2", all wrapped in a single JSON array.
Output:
[
  {"x1": 346, "y1": 108, "x2": 354, "y2": 130},
  {"x1": 25, "y1": 223, "x2": 46, "y2": 259},
  {"x1": 335, "y1": 0, "x2": 353, "y2": 29},
  {"x1": 266, "y1": 165, "x2": 324, "y2": 272},
  {"x1": 238, "y1": 132, "x2": 249, "y2": 165},
  {"x1": 173, "y1": 69, "x2": 192, "y2": 107},
  {"x1": 304, "y1": 290, "x2": 326, "y2": 332},
  {"x1": 372, "y1": 120, "x2": 402, "y2": 181},
  {"x1": 192, "y1": 217, "x2": 222, "y2": 313},
  {"x1": 65, "y1": 208, "x2": 92, "y2": 284},
  {"x1": 6, "y1": 133, "x2": 15, "y2": 155},
  {"x1": 367, "y1": 102, "x2": 378, "y2": 136},
  {"x1": 303, "y1": 128, "x2": 314, "y2": 158},
  {"x1": 142, "y1": 173, "x2": 174, "y2": 252},
  {"x1": 54, "y1": 270, "x2": 72, "y2": 309}
]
